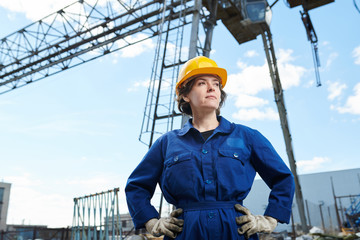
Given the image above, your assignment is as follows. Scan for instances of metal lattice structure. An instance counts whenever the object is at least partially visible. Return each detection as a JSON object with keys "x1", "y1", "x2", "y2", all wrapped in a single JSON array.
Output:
[
  {"x1": 72, "y1": 188, "x2": 121, "y2": 240},
  {"x1": 0, "y1": 0, "x2": 195, "y2": 94}
]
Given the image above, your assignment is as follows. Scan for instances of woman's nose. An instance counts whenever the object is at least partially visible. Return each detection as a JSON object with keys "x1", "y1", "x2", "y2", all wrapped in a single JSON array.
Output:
[{"x1": 208, "y1": 84, "x2": 214, "y2": 92}]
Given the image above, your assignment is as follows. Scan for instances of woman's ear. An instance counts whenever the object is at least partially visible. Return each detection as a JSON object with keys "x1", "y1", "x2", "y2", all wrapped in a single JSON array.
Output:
[{"x1": 183, "y1": 96, "x2": 190, "y2": 103}]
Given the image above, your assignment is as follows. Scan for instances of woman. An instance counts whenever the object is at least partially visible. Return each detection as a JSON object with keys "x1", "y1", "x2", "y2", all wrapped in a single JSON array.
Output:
[{"x1": 125, "y1": 56, "x2": 295, "y2": 239}]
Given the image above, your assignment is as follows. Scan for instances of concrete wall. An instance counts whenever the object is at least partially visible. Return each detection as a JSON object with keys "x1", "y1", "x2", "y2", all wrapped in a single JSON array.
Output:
[
  {"x1": 243, "y1": 168, "x2": 360, "y2": 232},
  {"x1": 0, "y1": 182, "x2": 11, "y2": 231}
]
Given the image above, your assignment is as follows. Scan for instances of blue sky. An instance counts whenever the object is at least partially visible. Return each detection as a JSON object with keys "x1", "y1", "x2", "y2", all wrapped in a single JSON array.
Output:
[{"x1": 0, "y1": 0, "x2": 359, "y2": 228}]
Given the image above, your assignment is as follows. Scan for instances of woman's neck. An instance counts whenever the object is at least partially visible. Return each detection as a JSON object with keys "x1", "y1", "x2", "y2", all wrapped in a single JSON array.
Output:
[{"x1": 191, "y1": 112, "x2": 219, "y2": 132}]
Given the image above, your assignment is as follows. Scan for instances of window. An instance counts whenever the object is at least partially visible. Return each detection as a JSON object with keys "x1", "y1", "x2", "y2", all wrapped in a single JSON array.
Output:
[
  {"x1": 0, "y1": 187, "x2": 4, "y2": 203},
  {"x1": 0, "y1": 187, "x2": 4, "y2": 217}
]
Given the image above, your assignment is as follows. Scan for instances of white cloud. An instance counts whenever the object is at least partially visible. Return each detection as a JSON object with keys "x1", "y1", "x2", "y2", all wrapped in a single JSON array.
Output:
[
  {"x1": 236, "y1": 60, "x2": 248, "y2": 69},
  {"x1": 225, "y1": 48, "x2": 306, "y2": 121},
  {"x1": 327, "y1": 81, "x2": 347, "y2": 101},
  {"x1": 232, "y1": 107, "x2": 279, "y2": 121},
  {"x1": 353, "y1": 46, "x2": 360, "y2": 65},
  {"x1": 127, "y1": 79, "x2": 150, "y2": 92},
  {"x1": 225, "y1": 64, "x2": 271, "y2": 96},
  {"x1": 277, "y1": 49, "x2": 294, "y2": 64},
  {"x1": 321, "y1": 41, "x2": 330, "y2": 47},
  {"x1": 233, "y1": 94, "x2": 269, "y2": 108},
  {"x1": 277, "y1": 49, "x2": 306, "y2": 89},
  {"x1": 165, "y1": 43, "x2": 189, "y2": 61},
  {"x1": 245, "y1": 50, "x2": 259, "y2": 58},
  {"x1": 304, "y1": 79, "x2": 315, "y2": 88},
  {"x1": 6, "y1": 173, "x2": 43, "y2": 187},
  {"x1": 117, "y1": 34, "x2": 155, "y2": 58},
  {"x1": 0, "y1": 0, "x2": 119, "y2": 22},
  {"x1": 0, "y1": 0, "x2": 74, "y2": 21},
  {"x1": 325, "y1": 52, "x2": 338, "y2": 69},
  {"x1": 5, "y1": 173, "x2": 71, "y2": 227},
  {"x1": 127, "y1": 77, "x2": 173, "y2": 92},
  {"x1": 226, "y1": 49, "x2": 305, "y2": 96},
  {"x1": 336, "y1": 82, "x2": 360, "y2": 115},
  {"x1": 7, "y1": 186, "x2": 72, "y2": 227},
  {"x1": 297, "y1": 156, "x2": 331, "y2": 173}
]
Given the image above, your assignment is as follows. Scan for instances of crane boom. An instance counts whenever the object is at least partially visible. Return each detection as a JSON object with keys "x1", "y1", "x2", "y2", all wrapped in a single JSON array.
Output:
[{"x1": 0, "y1": 0, "x2": 193, "y2": 94}]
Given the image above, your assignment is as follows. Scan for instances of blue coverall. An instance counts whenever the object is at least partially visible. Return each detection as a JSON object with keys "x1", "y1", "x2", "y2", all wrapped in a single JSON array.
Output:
[{"x1": 125, "y1": 116, "x2": 295, "y2": 239}]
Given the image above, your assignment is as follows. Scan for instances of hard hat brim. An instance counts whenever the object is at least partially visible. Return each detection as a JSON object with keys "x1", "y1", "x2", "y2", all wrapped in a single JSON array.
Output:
[{"x1": 176, "y1": 67, "x2": 227, "y2": 95}]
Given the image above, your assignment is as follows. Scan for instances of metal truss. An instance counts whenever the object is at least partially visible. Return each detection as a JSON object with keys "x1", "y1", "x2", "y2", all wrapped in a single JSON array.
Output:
[
  {"x1": 0, "y1": 0, "x2": 195, "y2": 94},
  {"x1": 72, "y1": 188, "x2": 121, "y2": 240}
]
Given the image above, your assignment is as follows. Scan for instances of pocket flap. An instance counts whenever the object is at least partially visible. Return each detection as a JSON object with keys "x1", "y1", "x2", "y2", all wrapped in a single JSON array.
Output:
[
  {"x1": 218, "y1": 149, "x2": 245, "y2": 165},
  {"x1": 165, "y1": 152, "x2": 192, "y2": 167}
]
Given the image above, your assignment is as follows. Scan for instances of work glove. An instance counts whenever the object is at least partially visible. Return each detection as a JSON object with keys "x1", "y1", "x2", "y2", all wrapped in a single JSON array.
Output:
[
  {"x1": 145, "y1": 208, "x2": 184, "y2": 238},
  {"x1": 235, "y1": 204, "x2": 277, "y2": 239}
]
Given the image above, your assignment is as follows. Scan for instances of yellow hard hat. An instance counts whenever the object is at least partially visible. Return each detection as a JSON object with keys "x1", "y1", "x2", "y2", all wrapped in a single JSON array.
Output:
[{"x1": 176, "y1": 56, "x2": 227, "y2": 95}]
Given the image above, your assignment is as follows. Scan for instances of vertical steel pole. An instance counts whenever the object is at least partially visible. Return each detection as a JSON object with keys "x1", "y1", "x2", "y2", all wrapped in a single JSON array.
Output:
[
  {"x1": 203, "y1": 0, "x2": 218, "y2": 57},
  {"x1": 291, "y1": 211, "x2": 295, "y2": 240},
  {"x1": 305, "y1": 199, "x2": 311, "y2": 226},
  {"x1": 319, "y1": 202, "x2": 325, "y2": 232},
  {"x1": 328, "y1": 206, "x2": 333, "y2": 232},
  {"x1": 188, "y1": 0, "x2": 201, "y2": 59},
  {"x1": 261, "y1": 28, "x2": 308, "y2": 233},
  {"x1": 181, "y1": 0, "x2": 202, "y2": 127},
  {"x1": 331, "y1": 177, "x2": 342, "y2": 231}
]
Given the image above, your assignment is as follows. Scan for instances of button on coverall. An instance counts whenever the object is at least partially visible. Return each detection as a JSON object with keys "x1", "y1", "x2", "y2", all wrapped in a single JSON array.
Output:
[{"x1": 125, "y1": 116, "x2": 295, "y2": 240}]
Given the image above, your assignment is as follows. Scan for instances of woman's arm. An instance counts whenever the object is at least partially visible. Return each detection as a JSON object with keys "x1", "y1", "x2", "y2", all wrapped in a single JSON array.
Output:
[
  {"x1": 249, "y1": 130, "x2": 295, "y2": 224},
  {"x1": 125, "y1": 137, "x2": 165, "y2": 229}
]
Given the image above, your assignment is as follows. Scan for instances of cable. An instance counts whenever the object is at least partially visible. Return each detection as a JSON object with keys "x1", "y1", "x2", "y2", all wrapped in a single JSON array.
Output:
[
  {"x1": 301, "y1": 10, "x2": 322, "y2": 87},
  {"x1": 354, "y1": 0, "x2": 360, "y2": 14}
]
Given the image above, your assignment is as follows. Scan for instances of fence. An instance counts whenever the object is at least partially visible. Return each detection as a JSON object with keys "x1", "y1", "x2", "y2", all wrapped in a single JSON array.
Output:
[
  {"x1": 291, "y1": 199, "x2": 340, "y2": 233},
  {"x1": 0, "y1": 227, "x2": 70, "y2": 240}
]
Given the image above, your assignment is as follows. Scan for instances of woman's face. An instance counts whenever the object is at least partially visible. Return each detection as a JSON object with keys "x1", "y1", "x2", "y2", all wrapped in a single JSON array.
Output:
[{"x1": 183, "y1": 75, "x2": 221, "y2": 114}]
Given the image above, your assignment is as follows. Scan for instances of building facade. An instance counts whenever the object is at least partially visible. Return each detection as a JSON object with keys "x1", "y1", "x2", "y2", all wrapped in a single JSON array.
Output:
[
  {"x1": 244, "y1": 168, "x2": 360, "y2": 232},
  {"x1": 0, "y1": 182, "x2": 11, "y2": 231}
]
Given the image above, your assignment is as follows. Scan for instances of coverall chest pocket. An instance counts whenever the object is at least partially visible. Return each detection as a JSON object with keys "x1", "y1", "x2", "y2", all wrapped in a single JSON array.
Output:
[
  {"x1": 217, "y1": 149, "x2": 250, "y2": 194},
  {"x1": 163, "y1": 152, "x2": 196, "y2": 198}
]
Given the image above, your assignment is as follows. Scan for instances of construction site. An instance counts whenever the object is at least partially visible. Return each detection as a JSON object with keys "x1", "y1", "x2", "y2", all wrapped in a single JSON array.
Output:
[{"x1": 0, "y1": 0, "x2": 359, "y2": 239}]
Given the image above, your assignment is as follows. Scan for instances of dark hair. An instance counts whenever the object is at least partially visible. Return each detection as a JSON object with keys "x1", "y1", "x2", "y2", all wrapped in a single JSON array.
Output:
[{"x1": 177, "y1": 75, "x2": 227, "y2": 116}]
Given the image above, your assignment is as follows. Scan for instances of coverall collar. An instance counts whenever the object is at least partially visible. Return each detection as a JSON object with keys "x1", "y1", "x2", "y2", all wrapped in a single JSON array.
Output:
[{"x1": 177, "y1": 116, "x2": 234, "y2": 136}]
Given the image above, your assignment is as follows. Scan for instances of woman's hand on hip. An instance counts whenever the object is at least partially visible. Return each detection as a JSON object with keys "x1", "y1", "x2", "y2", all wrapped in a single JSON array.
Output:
[
  {"x1": 235, "y1": 204, "x2": 277, "y2": 239},
  {"x1": 145, "y1": 208, "x2": 184, "y2": 238}
]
